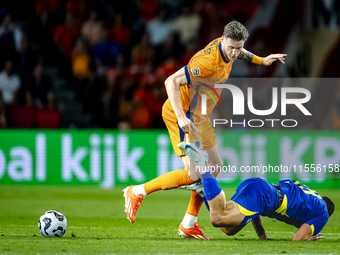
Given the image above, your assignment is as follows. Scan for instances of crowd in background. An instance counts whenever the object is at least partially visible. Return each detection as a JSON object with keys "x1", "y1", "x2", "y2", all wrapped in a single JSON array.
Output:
[
  {"x1": 0, "y1": 0, "x2": 339, "y2": 129},
  {"x1": 0, "y1": 0, "x2": 262, "y2": 129},
  {"x1": 0, "y1": 9, "x2": 59, "y2": 128}
]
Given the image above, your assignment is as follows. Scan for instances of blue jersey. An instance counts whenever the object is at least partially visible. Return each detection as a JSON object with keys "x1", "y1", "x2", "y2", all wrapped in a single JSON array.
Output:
[{"x1": 231, "y1": 178, "x2": 329, "y2": 235}]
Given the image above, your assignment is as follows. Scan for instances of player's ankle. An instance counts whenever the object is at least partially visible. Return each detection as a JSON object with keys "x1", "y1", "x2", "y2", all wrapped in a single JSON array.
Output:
[
  {"x1": 181, "y1": 213, "x2": 197, "y2": 229},
  {"x1": 132, "y1": 184, "x2": 147, "y2": 198}
]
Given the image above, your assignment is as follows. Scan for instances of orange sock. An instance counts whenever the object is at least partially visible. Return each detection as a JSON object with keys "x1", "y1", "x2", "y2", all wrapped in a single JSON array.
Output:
[
  {"x1": 186, "y1": 191, "x2": 204, "y2": 217},
  {"x1": 144, "y1": 169, "x2": 193, "y2": 195}
]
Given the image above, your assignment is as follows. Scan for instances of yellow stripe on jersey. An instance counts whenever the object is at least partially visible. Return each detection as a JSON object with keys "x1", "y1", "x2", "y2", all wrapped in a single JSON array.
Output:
[
  {"x1": 275, "y1": 194, "x2": 288, "y2": 217},
  {"x1": 235, "y1": 203, "x2": 258, "y2": 216},
  {"x1": 310, "y1": 224, "x2": 315, "y2": 236}
]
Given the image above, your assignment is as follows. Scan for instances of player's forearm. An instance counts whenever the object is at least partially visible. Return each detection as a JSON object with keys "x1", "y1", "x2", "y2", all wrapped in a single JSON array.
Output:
[
  {"x1": 252, "y1": 216, "x2": 267, "y2": 239},
  {"x1": 164, "y1": 76, "x2": 186, "y2": 120},
  {"x1": 292, "y1": 224, "x2": 312, "y2": 241},
  {"x1": 292, "y1": 232, "x2": 310, "y2": 241},
  {"x1": 238, "y1": 49, "x2": 263, "y2": 65}
]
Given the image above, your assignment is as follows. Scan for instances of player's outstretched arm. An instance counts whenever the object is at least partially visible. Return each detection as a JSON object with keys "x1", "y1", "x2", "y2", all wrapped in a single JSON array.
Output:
[
  {"x1": 164, "y1": 67, "x2": 199, "y2": 136},
  {"x1": 252, "y1": 216, "x2": 270, "y2": 240},
  {"x1": 237, "y1": 49, "x2": 286, "y2": 66},
  {"x1": 262, "y1": 54, "x2": 287, "y2": 66},
  {"x1": 292, "y1": 223, "x2": 324, "y2": 241}
]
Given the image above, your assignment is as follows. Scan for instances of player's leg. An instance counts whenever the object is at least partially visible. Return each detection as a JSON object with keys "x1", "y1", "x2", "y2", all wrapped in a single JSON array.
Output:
[
  {"x1": 178, "y1": 142, "x2": 245, "y2": 228},
  {"x1": 123, "y1": 114, "x2": 198, "y2": 223},
  {"x1": 179, "y1": 120, "x2": 223, "y2": 238},
  {"x1": 201, "y1": 170, "x2": 245, "y2": 228},
  {"x1": 123, "y1": 161, "x2": 194, "y2": 221},
  {"x1": 179, "y1": 145, "x2": 222, "y2": 228},
  {"x1": 178, "y1": 154, "x2": 212, "y2": 239},
  {"x1": 132, "y1": 119, "x2": 200, "y2": 197}
]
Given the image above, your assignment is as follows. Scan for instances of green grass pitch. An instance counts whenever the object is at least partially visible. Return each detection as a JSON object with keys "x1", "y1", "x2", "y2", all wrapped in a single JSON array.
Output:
[{"x1": 0, "y1": 185, "x2": 339, "y2": 254}]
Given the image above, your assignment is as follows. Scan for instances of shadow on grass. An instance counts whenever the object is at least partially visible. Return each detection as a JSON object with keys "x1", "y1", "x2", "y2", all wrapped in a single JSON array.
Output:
[{"x1": 2, "y1": 235, "x2": 339, "y2": 243}]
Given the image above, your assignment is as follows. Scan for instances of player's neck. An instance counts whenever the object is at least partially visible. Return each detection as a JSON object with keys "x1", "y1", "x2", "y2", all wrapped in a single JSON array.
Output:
[{"x1": 223, "y1": 52, "x2": 230, "y2": 61}]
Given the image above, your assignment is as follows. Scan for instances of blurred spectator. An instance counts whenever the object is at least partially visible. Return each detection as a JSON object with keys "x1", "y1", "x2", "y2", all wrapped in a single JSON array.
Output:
[
  {"x1": 92, "y1": 26, "x2": 123, "y2": 72},
  {"x1": 10, "y1": 91, "x2": 36, "y2": 128},
  {"x1": 131, "y1": 73, "x2": 152, "y2": 129},
  {"x1": 0, "y1": 7, "x2": 6, "y2": 24},
  {"x1": 0, "y1": 14, "x2": 23, "y2": 58},
  {"x1": 71, "y1": 37, "x2": 91, "y2": 107},
  {"x1": 101, "y1": 68, "x2": 120, "y2": 127},
  {"x1": 81, "y1": 10, "x2": 102, "y2": 46},
  {"x1": 130, "y1": 33, "x2": 154, "y2": 72},
  {"x1": 72, "y1": 37, "x2": 90, "y2": 79},
  {"x1": 0, "y1": 93, "x2": 6, "y2": 128},
  {"x1": 111, "y1": 13, "x2": 131, "y2": 46},
  {"x1": 131, "y1": 101, "x2": 152, "y2": 128},
  {"x1": 157, "y1": 58, "x2": 180, "y2": 81},
  {"x1": 154, "y1": 32, "x2": 182, "y2": 66},
  {"x1": 323, "y1": 107, "x2": 340, "y2": 130},
  {"x1": 35, "y1": 0, "x2": 61, "y2": 29},
  {"x1": 36, "y1": 92, "x2": 60, "y2": 128},
  {"x1": 65, "y1": 0, "x2": 86, "y2": 20},
  {"x1": 131, "y1": 63, "x2": 166, "y2": 128},
  {"x1": 0, "y1": 59, "x2": 21, "y2": 106},
  {"x1": 53, "y1": 12, "x2": 79, "y2": 61},
  {"x1": 173, "y1": 6, "x2": 200, "y2": 45},
  {"x1": 140, "y1": 0, "x2": 159, "y2": 21},
  {"x1": 85, "y1": 67, "x2": 126, "y2": 128},
  {"x1": 221, "y1": 0, "x2": 260, "y2": 24},
  {"x1": 146, "y1": 6, "x2": 174, "y2": 46},
  {"x1": 25, "y1": 62, "x2": 53, "y2": 109},
  {"x1": 14, "y1": 37, "x2": 37, "y2": 81},
  {"x1": 179, "y1": 39, "x2": 199, "y2": 66}
]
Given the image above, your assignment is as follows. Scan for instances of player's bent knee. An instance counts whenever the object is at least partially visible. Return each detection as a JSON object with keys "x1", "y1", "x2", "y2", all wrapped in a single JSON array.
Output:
[{"x1": 210, "y1": 212, "x2": 224, "y2": 227}]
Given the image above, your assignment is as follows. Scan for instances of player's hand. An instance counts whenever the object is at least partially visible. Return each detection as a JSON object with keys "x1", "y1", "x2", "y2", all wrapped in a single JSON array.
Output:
[
  {"x1": 308, "y1": 233, "x2": 324, "y2": 241},
  {"x1": 262, "y1": 54, "x2": 287, "y2": 66},
  {"x1": 178, "y1": 116, "x2": 200, "y2": 136}
]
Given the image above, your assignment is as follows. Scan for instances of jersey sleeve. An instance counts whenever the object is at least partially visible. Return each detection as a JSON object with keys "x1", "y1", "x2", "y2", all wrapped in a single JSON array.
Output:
[
  {"x1": 185, "y1": 56, "x2": 215, "y2": 84},
  {"x1": 304, "y1": 212, "x2": 329, "y2": 235}
]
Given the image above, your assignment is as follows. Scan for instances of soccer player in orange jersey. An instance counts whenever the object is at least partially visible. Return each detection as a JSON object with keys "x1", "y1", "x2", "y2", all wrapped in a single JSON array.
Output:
[{"x1": 123, "y1": 21, "x2": 287, "y2": 239}]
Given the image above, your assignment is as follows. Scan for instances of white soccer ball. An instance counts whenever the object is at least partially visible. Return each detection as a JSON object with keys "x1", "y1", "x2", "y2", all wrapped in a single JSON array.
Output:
[{"x1": 38, "y1": 210, "x2": 68, "y2": 237}]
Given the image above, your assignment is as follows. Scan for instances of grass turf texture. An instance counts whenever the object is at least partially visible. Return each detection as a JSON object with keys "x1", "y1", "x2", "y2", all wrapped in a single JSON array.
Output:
[{"x1": 0, "y1": 185, "x2": 339, "y2": 254}]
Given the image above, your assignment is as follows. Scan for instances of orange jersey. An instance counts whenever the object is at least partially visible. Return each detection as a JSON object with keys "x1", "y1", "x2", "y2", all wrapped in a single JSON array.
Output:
[{"x1": 163, "y1": 37, "x2": 233, "y2": 124}]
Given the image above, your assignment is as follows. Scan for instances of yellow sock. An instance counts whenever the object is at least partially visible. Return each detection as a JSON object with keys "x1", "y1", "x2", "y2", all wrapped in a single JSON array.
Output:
[
  {"x1": 186, "y1": 191, "x2": 204, "y2": 217},
  {"x1": 144, "y1": 169, "x2": 192, "y2": 195}
]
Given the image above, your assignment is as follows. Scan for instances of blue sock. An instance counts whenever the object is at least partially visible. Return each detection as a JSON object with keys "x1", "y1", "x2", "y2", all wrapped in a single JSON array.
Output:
[
  {"x1": 201, "y1": 171, "x2": 222, "y2": 201},
  {"x1": 202, "y1": 196, "x2": 210, "y2": 211}
]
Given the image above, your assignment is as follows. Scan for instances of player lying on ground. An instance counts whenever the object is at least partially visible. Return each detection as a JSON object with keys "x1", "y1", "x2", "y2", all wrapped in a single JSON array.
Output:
[
  {"x1": 178, "y1": 142, "x2": 335, "y2": 241},
  {"x1": 123, "y1": 20, "x2": 286, "y2": 239}
]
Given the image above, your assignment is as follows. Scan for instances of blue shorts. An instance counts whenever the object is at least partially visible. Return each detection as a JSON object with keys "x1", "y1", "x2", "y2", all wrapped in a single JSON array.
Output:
[{"x1": 231, "y1": 178, "x2": 279, "y2": 225}]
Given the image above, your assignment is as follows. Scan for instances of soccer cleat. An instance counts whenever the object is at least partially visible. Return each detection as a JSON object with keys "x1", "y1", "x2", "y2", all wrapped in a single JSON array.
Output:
[
  {"x1": 123, "y1": 186, "x2": 144, "y2": 223},
  {"x1": 178, "y1": 222, "x2": 212, "y2": 239},
  {"x1": 178, "y1": 181, "x2": 205, "y2": 197},
  {"x1": 178, "y1": 182, "x2": 210, "y2": 211},
  {"x1": 178, "y1": 141, "x2": 209, "y2": 167}
]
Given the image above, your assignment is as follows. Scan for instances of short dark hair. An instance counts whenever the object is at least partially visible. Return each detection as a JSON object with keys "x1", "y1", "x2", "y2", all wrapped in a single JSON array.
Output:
[
  {"x1": 223, "y1": 21, "x2": 249, "y2": 41},
  {"x1": 322, "y1": 196, "x2": 335, "y2": 217}
]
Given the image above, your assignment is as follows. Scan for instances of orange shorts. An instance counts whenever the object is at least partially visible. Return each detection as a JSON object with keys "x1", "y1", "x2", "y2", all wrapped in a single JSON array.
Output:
[{"x1": 162, "y1": 100, "x2": 217, "y2": 156}]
